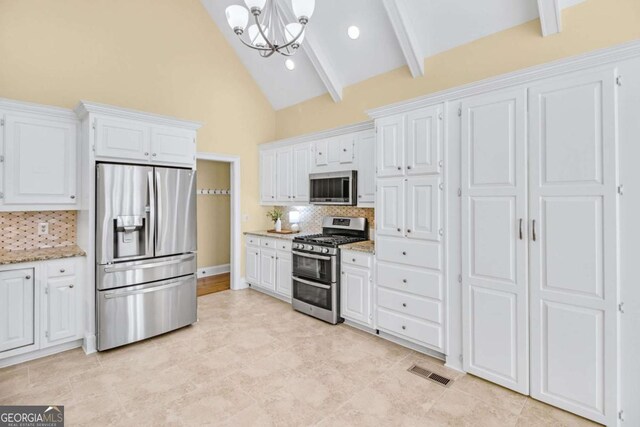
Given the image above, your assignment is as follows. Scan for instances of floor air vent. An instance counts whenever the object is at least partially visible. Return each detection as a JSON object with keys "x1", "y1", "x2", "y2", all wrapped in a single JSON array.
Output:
[{"x1": 407, "y1": 364, "x2": 452, "y2": 387}]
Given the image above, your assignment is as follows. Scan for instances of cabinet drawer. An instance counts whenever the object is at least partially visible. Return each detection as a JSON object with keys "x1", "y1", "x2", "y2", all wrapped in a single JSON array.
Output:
[
  {"x1": 341, "y1": 250, "x2": 371, "y2": 268},
  {"x1": 261, "y1": 238, "x2": 277, "y2": 249},
  {"x1": 246, "y1": 236, "x2": 261, "y2": 247},
  {"x1": 275, "y1": 240, "x2": 292, "y2": 252},
  {"x1": 46, "y1": 260, "x2": 76, "y2": 278},
  {"x1": 377, "y1": 287, "x2": 441, "y2": 324},
  {"x1": 377, "y1": 262, "x2": 441, "y2": 300},
  {"x1": 377, "y1": 308, "x2": 442, "y2": 350},
  {"x1": 376, "y1": 236, "x2": 441, "y2": 270}
]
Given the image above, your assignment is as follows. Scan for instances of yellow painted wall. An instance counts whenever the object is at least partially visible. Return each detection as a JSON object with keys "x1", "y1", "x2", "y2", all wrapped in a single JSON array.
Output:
[
  {"x1": 275, "y1": 0, "x2": 640, "y2": 139},
  {"x1": 0, "y1": 0, "x2": 275, "y2": 271},
  {"x1": 196, "y1": 160, "x2": 230, "y2": 268}
]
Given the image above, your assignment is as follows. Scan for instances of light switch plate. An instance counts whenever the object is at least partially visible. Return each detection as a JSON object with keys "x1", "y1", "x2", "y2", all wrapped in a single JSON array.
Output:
[{"x1": 38, "y1": 222, "x2": 49, "y2": 235}]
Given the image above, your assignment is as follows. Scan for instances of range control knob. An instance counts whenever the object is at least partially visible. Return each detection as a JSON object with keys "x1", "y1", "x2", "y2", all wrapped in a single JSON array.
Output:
[
  {"x1": 307, "y1": 245, "x2": 314, "y2": 251},
  {"x1": 321, "y1": 248, "x2": 329, "y2": 254}
]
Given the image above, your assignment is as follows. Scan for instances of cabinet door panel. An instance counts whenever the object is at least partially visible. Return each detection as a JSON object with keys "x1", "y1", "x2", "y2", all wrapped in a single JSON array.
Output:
[
  {"x1": 95, "y1": 117, "x2": 150, "y2": 161},
  {"x1": 260, "y1": 150, "x2": 276, "y2": 203},
  {"x1": 376, "y1": 178, "x2": 404, "y2": 237},
  {"x1": 4, "y1": 115, "x2": 77, "y2": 205},
  {"x1": 259, "y1": 249, "x2": 276, "y2": 291},
  {"x1": 356, "y1": 131, "x2": 376, "y2": 205},
  {"x1": 151, "y1": 127, "x2": 195, "y2": 166},
  {"x1": 276, "y1": 252, "x2": 292, "y2": 297},
  {"x1": 461, "y1": 88, "x2": 528, "y2": 394},
  {"x1": 529, "y1": 69, "x2": 617, "y2": 425},
  {"x1": 340, "y1": 265, "x2": 370, "y2": 325},
  {"x1": 377, "y1": 115, "x2": 405, "y2": 177},
  {"x1": 0, "y1": 269, "x2": 34, "y2": 353},
  {"x1": 407, "y1": 106, "x2": 441, "y2": 175},
  {"x1": 45, "y1": 276, "x2": 77, "y2": 344},
  {"x1": 314, "y1": 140, "x2": 328, "y2": 166},
  {"x1": 339, "y1": 134, "x2": 355, "y2": 164},
  {"x1": 292, "y1": 144, "x2": 310, "y2": 202},
  {"x1": 245, "y1": 247, "x2": 261, "y2": 285},
  {"x1": 406, "y1": 176, "x2": 441, "y2": 241},
  {"x1": 276, "y1": 148, "x2": 292, "y2": 202}
]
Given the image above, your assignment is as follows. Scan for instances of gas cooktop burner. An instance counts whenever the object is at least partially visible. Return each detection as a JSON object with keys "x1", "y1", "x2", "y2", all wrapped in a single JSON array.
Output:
[{"x1": 294, "y1": 234, "x2": 366, "y2": 247}]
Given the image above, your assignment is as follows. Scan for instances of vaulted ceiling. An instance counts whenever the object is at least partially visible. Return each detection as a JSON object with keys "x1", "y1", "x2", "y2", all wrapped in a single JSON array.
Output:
[{"x1": 202, "y1": 0, "x2": 585, "y2": 110}]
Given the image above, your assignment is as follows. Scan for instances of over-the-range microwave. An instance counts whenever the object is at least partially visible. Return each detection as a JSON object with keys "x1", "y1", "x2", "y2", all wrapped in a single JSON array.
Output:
[{"x1": 309, "y1": 171, "x2": 357, "y2": 206}]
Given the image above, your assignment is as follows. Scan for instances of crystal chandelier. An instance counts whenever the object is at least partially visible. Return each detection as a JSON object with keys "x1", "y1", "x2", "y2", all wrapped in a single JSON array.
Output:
[{"x1": 225, "y1": 0, "x2": 315, "y2": 58}]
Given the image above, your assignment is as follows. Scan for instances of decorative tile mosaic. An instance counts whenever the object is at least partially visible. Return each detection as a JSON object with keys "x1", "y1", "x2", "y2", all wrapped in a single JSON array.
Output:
[
  {"x1": 0, "y1": 211, "x2": 77, "y2": 251},
  {"x1": 277, "y1": 206, "x2": 375, "y2": 237}
]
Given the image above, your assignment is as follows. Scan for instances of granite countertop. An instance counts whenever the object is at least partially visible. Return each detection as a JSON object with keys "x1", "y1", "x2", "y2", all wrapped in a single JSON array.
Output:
[
  {"x1": 0, "y1": 245, "x2": 86, "y2": 265},
  {"x1": 341, "y1": 240, "x2": 375, "y2": 254},
  {"x1": 244, "y1": 230, "x2": 315, "y2": 241}
]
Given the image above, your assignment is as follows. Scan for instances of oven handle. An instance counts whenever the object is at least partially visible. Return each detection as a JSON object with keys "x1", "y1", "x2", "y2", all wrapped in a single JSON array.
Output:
[
  {"x1": 293, "y1": 276, "x2": 331, "y2": 290},
  {"x1": 292, "y1": 251, "x2": 332, "y2": 261}
]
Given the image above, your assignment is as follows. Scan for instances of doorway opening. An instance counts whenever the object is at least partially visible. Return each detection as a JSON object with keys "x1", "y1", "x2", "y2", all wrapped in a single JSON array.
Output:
[{"x1": 195, "y1": 152, "x2": 241, "y2": 295}]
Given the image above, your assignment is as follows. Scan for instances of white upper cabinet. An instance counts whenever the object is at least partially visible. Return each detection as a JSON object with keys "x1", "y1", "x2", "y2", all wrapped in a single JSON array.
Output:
[
  {"x1": 356, "y1": 130, "x2": 376, "y2": 206},
  {"x1": 95, "y1": 117, "x2": 150, "y2": 162},
  {"x1": 76, "y1": 101, "x2": 201, "y2": 168},
  {"x1": 377, "y1": 105, "x2": 443, "y2": 178},
  {"x1": 338, "y1": 134, "x2": 355, "y2": 164},
  {"x1": 291, "y1": 143, "x2": 310, "y2": 202},
  {"x1": 275, "y1": 148, "x2": 293, "y2": 203},
  {"x1": 406, "y1": 106, "x2": 442, "y2": 175},
  {"x1": 312, "y1": 134, "x2": 355, "y2": 173},
  {"x1": 2, "y1": 112, "x2": 78, "y2": 208},
  {"x1": 260, "y1": 150, "x2": 276, "y2": 203},
  {"x1": 377, "y1": 115, "x2": 405, "y2": 177},
  {"x1": 150, "y1": 126, "x2": 196, "y2": 166}
]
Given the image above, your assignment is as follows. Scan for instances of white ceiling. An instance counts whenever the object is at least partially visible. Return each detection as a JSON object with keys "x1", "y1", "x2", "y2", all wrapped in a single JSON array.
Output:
[{"x1": 202, "y1": 0, "x2": 586, "y2": 110}]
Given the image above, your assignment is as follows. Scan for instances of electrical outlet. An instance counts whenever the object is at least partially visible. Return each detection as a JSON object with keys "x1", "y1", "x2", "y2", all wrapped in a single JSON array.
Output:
[{"x1": 38, "y1": 222, "x2": 49, "y2": 235}]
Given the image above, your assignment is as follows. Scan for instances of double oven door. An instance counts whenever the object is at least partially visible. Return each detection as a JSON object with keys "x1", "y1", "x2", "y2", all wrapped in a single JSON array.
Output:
[{"x1": 291, "y1": 248, "x2": 339, "y2": 323}]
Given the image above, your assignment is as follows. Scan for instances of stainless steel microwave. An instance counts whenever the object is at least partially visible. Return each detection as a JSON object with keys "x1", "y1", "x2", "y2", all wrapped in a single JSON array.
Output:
[{"x1": 309, "y1": 171, "x2": 357, "y2": 206}]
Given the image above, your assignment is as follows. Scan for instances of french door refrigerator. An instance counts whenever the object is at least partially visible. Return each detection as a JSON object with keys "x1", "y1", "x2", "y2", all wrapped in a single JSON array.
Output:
[{"x1": 95, "y1": 163, "x2": 197, "y2": 350}]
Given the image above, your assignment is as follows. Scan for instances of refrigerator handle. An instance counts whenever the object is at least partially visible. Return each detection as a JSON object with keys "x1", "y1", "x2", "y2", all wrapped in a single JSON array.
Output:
[
  {"x1": 147, "y1": 170, "x2": 156, "y2": 257},
  {"x1": 155, "y1": 171, "x2": 162, "y2": 253}
]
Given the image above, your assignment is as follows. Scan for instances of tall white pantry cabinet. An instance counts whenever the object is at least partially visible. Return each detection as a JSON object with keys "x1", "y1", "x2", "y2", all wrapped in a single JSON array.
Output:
[{"x1": 372, "y1": 50, "x2": 640, "y2": 425}]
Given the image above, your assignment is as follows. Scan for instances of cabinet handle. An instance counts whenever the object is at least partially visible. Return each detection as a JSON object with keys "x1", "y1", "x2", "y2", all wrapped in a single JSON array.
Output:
[
  {"x1": 402, "y1": 303, "x2": 407, "y2": 307},
  {"x1": 70, "y1": 195, "x2": 76, "y2": 199},
  {"x1": 69, "y1": 284, "x2": 74, "y2": 288},
  {"x1": 60, "y1": 269, "x2": 66, "y2": 273},
  {"x1": 519, "y1": 218, "x2": 523, "y2": 240},
  {"x1": 25, "y1": 275, "x2": 31, "y2": 280}
]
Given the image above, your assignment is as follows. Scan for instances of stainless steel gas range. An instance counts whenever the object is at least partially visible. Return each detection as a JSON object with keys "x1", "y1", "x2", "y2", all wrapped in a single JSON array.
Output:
[{"x1": 291, "y1": 216, "x2": 368, "y2": 324}]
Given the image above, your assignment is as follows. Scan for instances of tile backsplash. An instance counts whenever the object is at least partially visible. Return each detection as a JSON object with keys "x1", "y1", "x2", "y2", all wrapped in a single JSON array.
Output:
[
  {"x1": 276, "y1": 206, "x2": 375, "y2": 238},
  {"x1": 0, "y1": 211, "x2": 77, "y2": 251}
]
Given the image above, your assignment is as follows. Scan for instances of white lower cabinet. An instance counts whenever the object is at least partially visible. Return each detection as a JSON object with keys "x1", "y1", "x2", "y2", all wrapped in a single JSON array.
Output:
[
  {"x1": 0, "y1": 269, "x2": 34, "y2": 353},
  {"x1": 0, "y1": 257, "x2": 84, "y2": 361},
  {"x1": 340, "y1": 250, "x2": 373, "y2": 327},
  {"x1": 245, "y1": 236, "x2": 292, "y2": 300}
]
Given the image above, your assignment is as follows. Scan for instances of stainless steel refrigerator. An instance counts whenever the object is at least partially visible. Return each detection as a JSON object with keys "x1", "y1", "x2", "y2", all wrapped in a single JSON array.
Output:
[{"x1": 95, "y1": 163, "x2": 197, "y2": 351}]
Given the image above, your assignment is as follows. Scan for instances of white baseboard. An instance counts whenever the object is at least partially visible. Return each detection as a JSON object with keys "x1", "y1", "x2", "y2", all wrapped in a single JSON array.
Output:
[
  {"x1": 196, "y1": 264, "x2": 230, "y2": 278},
  {"x1": 0, "y1": 340, "x2": 83, "y2": 369},
  {"x1": 235, "y1": 277, "x2": 249, "y2": 290},
  {"x1": 83, "y1": 334, "x2": 97, "y2": 354}
]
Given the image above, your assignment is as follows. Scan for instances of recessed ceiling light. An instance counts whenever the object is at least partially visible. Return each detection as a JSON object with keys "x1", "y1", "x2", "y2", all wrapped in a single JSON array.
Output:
[
  {"x1": 347, "y1": 25, "x2": 360, "y2": 40},
  {"x1": 285, "y1": 59, "x2": 295, "y2": 71}
]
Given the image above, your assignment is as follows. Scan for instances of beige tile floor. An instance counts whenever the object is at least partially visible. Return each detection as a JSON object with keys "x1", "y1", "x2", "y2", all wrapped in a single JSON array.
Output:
[{"x1": 0, "y1": 289, "x2": 600, "y2": 426}]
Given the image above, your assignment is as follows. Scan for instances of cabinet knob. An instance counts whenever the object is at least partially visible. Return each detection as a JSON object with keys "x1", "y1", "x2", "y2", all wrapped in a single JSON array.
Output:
[
  {"x1": 407, "y1": 166, "x2": 412, "y2": 170},
  {"x1": 396, "y1": 228, "x2": 401, "y2": 232},
  {"x1": 402, "y1": 251, "x2": 407, "y2": 256},
  {"x1": 402, "y1": 303, "x2": 407, "y2": 307},
  {"x1": 407, "y1": 229, "x2": 411, "y2": 233},
  {"x1": 352, "y1": 258, "x2": 356, "y2": 262},
  {"x1": 358, "y1": 195, "x2": 362, "y2": 198},
  {"x1": 397, "y1": 166, "x2": 401, "y2": 170},
  {"x1": 70, "y1": 195, "x2": 76, "y2": 199},
  {"x1": 69, "y1": 284, "x2": 74, "y2": 288},
  {"x1": 144, "y1": 152, "x2": 149, "y2": 156},
  {"x1": 401, "y1": 325, "x2": 406, "y2": 330},
  {"x1": 152, "y1": 153, "x2": 157, "y2": 157},
  {"x1": 25, "y1": 275, "x2": 31, "y2": 280},
  {"x1": 319, "y1": 152, "x2": 322, "y2": 155},
  {"x1": 402, "y1": 279, "x2": 407, "y2": 283},
  {"x1": 60, "y1": 269, "x2": 66, "y2": 273},
  {"x1": 343, "y1": 148, "x2": 347, "y2": 152}
]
